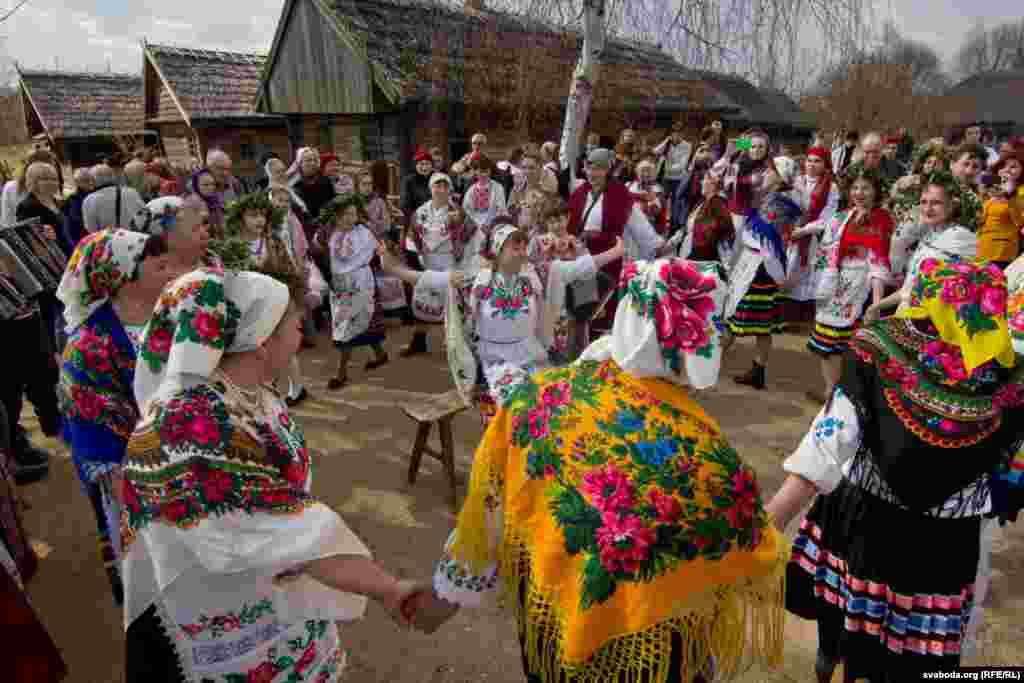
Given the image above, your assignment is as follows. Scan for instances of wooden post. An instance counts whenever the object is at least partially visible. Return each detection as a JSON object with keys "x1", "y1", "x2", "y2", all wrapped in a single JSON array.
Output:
[{"x1": 285, "y1": 115, "x2": 304, "y2": 157}]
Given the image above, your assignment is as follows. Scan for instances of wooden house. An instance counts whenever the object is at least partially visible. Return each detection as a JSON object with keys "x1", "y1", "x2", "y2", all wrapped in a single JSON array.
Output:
[
  {"x1": 142, "y1": 42, "x2": 290, "y2": 179},
  {"x1": 17, "y1": 66, "x2": 151, "y2": 168},
  {"x1": 942, "y1": 71, "x2": 1024, "y2": 141},
  {"x1": 694, "y1": 73, "x2": 816, "y2": 147},
  {"x1": 255, "y1": 0, "x2": 746, "y2": 183}
]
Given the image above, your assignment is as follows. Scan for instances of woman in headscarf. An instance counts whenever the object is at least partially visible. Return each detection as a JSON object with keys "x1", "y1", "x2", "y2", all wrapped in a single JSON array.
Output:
[
  {"x1": 785, "y1": 147, "x2": 840, "y2": 324},
  {"x1": 802, "y1": 168, "x2": 894, "y2": 400},
  {"x1": 186, "y1": 168, "x2": 224, "y2": 236},
  {"x1": 410, "y1": 257, "x2": 788, "y2": 683},
  {"x1": 381, "y1": 221, "x2": 624, "y2": 420},
  {"x1": 289, "y1": 147, "x2": 336, "y2": 240},
  {"x1": 866, "y1": 171, "x2": 979, "y2": 323},
  {"x1": 767, "y1": 259, "x2": 1024, "y2": 683},
  {"x1": 400, "y1": 173, "x2": 477, "y2": 356},
  {"x1": 320, "y1": 152, "x2": 355, "y2": 196},
  {"x1": 320, "y1": 194, "x2": 389, "y2": 389},
  {"x1": 57, "y1": 229, "x2": 185, "y2": 604},
  {"x1": 723, "y1": 156, "x2": 803, "y2": 390},
  {"x1": 124, "y1": 268, "x2": 427, "y2": 682},
  {"x1": 887, "y1": 142, "x2": 948, "y2": 226},
  {"x1": 129, "y1": 195, "x2": 217, "y2": 272},
  {"x1": 1, "y1": 401, "x2": 68, "y2": 682}
]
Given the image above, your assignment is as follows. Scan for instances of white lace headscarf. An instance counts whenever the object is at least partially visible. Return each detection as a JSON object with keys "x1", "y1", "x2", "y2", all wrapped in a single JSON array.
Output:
[{"x1": 577, "y1": 258, "x2": 728, "y2": 389}]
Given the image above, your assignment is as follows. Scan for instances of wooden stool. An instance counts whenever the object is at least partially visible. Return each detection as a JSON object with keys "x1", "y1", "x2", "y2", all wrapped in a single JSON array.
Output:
[{"x1": 401, "y1": 390, "x2": 469, "y2": 512}]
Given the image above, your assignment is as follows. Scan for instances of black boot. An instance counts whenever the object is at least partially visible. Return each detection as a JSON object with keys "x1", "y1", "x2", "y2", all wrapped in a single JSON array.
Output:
[
  {"x1": 12, "y1": 428, "x2": 50, "y2": 485},
  {"x1": 733, "y1": 361, "x2": 766, "y2": 390},
  {"x1": 815, "y1": 649, "x2": 839, "y2": 683},
  {"x1": 400, "y1": 331, "x2": 428, "y2": 358}
]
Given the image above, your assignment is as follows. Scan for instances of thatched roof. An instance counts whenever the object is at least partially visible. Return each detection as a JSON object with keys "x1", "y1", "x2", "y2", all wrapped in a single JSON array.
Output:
[
  {"x1": 144, "y1": 42, "x2": 278, "y2": 121},
  {"x1": 17, "y1": 67, "x2": 144, "y2": 139},
  {"x1": 944, "y1": 70, "x2": 1024, "y2": 125},
  {"x1": 261, "y1": 0, "x2": 736, "y2": 115}
]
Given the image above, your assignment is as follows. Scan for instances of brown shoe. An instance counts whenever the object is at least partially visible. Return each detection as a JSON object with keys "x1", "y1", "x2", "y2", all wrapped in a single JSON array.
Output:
[
  {"x1": 400, "y1": 331, "x2": 427, "y2": 357},
  {"x1": 733, "y1": 361, "x2": 765, "y2": 390}
]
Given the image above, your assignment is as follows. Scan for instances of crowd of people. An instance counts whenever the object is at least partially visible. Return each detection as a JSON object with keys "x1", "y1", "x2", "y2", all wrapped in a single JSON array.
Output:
[{"x1": 1, "y1": 116, "x2": 1023, "y2": 683}]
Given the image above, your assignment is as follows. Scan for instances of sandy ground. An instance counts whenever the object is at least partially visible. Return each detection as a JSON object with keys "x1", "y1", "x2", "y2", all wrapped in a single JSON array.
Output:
[{"x1": 14, "y1": 323, "x2": 1024, "y2": 682}]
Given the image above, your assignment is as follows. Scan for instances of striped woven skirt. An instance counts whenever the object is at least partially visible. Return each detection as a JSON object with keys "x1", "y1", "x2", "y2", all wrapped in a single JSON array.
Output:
[
  {"x1": 807, "y1": 321, "x2": 855, "y2": 357},
  {"x1": 728, "y1": 266, "x2": 784, "y2": 337},
  {"x1": 787, "y1": 479, "x2": 980, "y2": 681}
]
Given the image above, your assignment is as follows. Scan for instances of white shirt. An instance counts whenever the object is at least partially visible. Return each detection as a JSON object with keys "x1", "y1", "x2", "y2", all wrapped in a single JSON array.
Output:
[
  {"x1": 571, "y1": 180, "x2": 665, "y2": 261},
  {"x1": 83, "y1": 184, "x2": 146, "y2": 233},
  {"x1": 653, "y1": 138, "x2": 693, "y2": 180},
  {"x1": 1, "y1": 180, "x2": 23, "y2": 226}
]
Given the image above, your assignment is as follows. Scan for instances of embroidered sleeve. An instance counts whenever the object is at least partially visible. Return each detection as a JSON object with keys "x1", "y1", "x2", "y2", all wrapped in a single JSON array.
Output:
[
  {"x1": 868, "y1": 242, "x2": 892, "y2": 283},
  {"x1": 783, "y1": 386, "x2": 862, "y2": 493},
  {"x1": 123, "y1": 384, "x2": 370, "y2": 576},
  {"x1": 432, "y1": 410, "x2": 508, "y2": 608},
  {"x1": 549, "y1": 253, "x2": 597, "y2": 286},
  {"x1": 889, "y1": 221, "x2": 927, "y2": 277},
  {"x1": 624, "y1": 205, "x2": 666, "y2": 260}
]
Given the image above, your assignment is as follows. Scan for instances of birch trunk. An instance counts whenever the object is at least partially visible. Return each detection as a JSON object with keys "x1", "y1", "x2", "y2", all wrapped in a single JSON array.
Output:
[{"x1": 559, "y1": 0, "x2": 606, "y2": 186}]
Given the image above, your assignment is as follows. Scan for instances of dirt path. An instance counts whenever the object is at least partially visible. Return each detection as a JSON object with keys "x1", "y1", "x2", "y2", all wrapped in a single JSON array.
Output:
[{"x1": 15, "y1": 326, "x2": 1024, "y2": 682}]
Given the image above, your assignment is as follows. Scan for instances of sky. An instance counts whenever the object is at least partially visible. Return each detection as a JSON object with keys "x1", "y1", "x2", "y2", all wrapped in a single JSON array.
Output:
[{"x1": 0, "y1": 0, "x2": 1020, "y2": 77}]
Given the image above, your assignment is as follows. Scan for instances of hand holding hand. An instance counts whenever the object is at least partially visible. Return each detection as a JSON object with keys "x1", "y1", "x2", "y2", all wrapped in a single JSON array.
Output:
[
  {"x1": 381, "y1": 579, "x2": 428, "y2": 629},
  {"x1": 406, "y1": 588, "x2": 460, "y2": 634}
]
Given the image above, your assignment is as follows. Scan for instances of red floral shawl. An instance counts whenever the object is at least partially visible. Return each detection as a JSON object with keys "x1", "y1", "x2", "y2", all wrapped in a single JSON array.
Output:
[{"x1": 837, "y1": 207, "x2": 895, "y2": 267}]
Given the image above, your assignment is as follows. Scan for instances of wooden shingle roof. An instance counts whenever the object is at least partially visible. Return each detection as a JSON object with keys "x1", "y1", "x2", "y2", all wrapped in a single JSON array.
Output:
[
  {"x1": 144, "y1": 42, "x2": 276, "y2": 121},
  {"x1": 261, "y1": 0, "x2": 735, "y2": 115},
  {"x1": 692, "y1": 73, "x2": 815, "y2": 131},
  {"x1": 17, "y1": 67, "x2": 144, "y2": 139}
]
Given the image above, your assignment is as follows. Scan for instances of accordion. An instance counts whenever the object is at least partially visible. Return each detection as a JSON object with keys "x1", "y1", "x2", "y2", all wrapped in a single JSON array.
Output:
[{"x1": 0, "y1": 217, "x2": 67, "y2": 316}]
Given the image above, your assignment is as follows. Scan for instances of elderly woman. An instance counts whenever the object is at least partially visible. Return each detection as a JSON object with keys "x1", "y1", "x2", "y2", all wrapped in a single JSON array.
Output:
[
  {"x1": 410, "y1": 258, "x2": 788, "y2": 683},
  {"x1": 186, "y1": 168, "x2": 225, "y2": 236},
  {"x1": 289, "y1": 147, "x2": 337, "y2": 238},
  {"x1": 866, "y1": 171, "x2": 979, "y2": 322},
  {"x1": 57, "y1": 229, "x2": 185, "y2": 604},
  {"x1": 123, "y1": 268, "x2": 426, "y2": 682},
  {"x1": 767, "y1": 259, "x2": 1024, "y2": 682},
  {"x1": 129, "y1": 195, "x2": 215, "y2": 272}
]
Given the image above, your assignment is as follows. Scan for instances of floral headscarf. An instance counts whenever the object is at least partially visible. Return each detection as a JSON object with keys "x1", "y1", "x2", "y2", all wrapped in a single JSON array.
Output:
[
  {"x1": 133, "y1": 268, "x2": 291, "y2": 410},
  {"x1": 57, "y1": 229, "x2": 150, "y2": 332},
  {"x1": 482, "y1": 223, "x2": 519, "y2": 262},
  {"x1": 895, "y1": 258, "x2": 1016, "y2": 374},
  {"x1": 577, "y1": 258, "x2": 727, "y2": 389}
]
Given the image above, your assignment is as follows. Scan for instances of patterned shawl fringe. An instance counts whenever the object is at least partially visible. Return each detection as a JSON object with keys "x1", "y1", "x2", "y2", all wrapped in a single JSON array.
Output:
[{"x1": 498, "y1": 534, "x2": 787, "y2": 683}]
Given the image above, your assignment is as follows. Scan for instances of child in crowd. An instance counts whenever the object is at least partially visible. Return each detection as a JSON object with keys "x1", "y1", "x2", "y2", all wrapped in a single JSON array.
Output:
[
  {"x1": 322, "y1": 194, "x2": 389, "y2": 389},
  {"x1": 227, "y1": 192, "x2": 311, "y2": 406},
  {"x1": 461, "y1": 155, "x2": 508, "y2": 230},
  {"x1": 529, "y1": 198, "x2": 606, "y2": 361}
]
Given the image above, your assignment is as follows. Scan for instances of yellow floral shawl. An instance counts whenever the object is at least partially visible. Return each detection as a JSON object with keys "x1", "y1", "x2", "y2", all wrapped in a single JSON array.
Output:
[{"x1": 451, "y1": 359, "x2": 787, "y2": 682}]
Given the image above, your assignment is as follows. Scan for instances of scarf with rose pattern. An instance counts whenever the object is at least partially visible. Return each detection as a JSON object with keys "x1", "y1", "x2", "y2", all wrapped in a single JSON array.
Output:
[{"x1": 449, "y1": 359, "x2": 786, "y2": 683}]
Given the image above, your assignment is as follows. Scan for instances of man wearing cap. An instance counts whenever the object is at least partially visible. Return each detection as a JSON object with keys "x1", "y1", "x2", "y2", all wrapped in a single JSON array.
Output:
[{"x1": 567, "y1": 148, "x2": 668, "y2": 331}]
